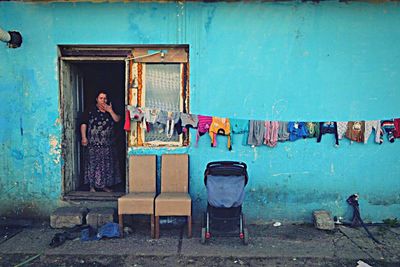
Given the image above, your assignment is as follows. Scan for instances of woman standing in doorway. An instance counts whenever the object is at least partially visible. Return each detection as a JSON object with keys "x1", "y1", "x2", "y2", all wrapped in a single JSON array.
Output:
[{"x1": 81, "y1": 91, "x2": 121, "y2": 192}]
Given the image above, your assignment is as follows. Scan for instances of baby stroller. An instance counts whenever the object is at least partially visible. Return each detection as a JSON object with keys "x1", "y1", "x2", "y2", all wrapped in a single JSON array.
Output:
[{"x1": 201, "y1": 161, "x2": 249, "y2": 245}]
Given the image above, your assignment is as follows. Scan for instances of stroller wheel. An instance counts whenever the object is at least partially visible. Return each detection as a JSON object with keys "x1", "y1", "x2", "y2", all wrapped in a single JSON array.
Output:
[
  {"x1": 242, "y1": 228, "x2": 249, "y2": 245},
  {"x1": 201, "y1": 227, "x2": 206, "y2": 244}
]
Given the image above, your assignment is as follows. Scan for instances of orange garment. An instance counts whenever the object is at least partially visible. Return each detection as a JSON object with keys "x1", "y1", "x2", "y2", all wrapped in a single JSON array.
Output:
[{"x1": 209, "y1": 117, "x2": 232, "y2": 150}]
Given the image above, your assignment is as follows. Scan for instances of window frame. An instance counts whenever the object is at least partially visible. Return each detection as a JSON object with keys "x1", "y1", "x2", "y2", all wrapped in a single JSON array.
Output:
[{"x1": 127, "y1": 46, "x2": 190, "y2": 148}]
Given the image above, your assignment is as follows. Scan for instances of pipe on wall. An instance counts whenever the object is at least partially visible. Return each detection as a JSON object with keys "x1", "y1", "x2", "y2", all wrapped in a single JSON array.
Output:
[{"x1": 0, "y1": 27, "x2": 22, "y2": 48}]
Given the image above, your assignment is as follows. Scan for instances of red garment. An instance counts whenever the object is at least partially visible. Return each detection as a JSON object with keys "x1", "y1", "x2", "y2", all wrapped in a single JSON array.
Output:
[
  {"x1": 394, "y1": 118, "x2": 400, "y2": 138},
  {"x1": 124, "y1": 110, "x2": 131, "y2": 131}
]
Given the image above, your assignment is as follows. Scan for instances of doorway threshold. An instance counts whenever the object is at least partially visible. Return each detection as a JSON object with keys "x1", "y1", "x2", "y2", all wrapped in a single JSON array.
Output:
[{"x1": 63, "y1": 191, "x2": 124, "y2": 201}]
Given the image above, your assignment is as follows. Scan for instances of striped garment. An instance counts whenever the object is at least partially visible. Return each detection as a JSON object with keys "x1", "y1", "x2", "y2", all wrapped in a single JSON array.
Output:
[{"x1": 381, "y1": 120, "x2": 396, "y2": 143}]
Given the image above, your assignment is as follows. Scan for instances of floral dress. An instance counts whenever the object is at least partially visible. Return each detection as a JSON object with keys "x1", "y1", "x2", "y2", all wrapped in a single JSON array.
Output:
[{"x1": 83, "y1": 107, "x2": 121, "y2": 189}]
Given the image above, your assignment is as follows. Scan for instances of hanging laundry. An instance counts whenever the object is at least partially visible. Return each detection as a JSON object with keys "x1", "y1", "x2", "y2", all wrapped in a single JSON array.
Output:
[
  {"x1": 288, "y1": 122, "x2": 308, "y2": 141},
  {"x1": 278, "y1": 121, "x2": 290, "y2": 142},
  {"x1": 337, "y1": 122, "x2": 348, "y2": 140},
  {"x1": 124, "y1": 109, "x2": 131, "y2": 132},
  {"x1": 305, "y1": 122, "x2": 320, "y2": 138},
  {"x1": 179, "y1": 113, "x2": 197, "y2": 146},
  {"x1": 364, "y1": 120, "x2": 383, "y2": 144},
  {"x1": 230, "y1": 119, "x2": 248, "y2": 134},
  {"x1": 180, "y1": 113, "x2": 198, "y2": 133},
  {"x1": 346, "y1": 121, "x2": 365, "y2": 143},
  {"x1": 209, "y1": 117, "x2": 232, "y2": 150},
  {"x1": 317, "y1": 122, "x2": 339, "y2": 145},
  {"x1": 174, "y1": 118, "x2": 183, "y2": 135},
  {"x1": 230, "y1": 119, "x2": 249, "y2": 145},
  {"x1": 126, "y1": 106, "x2": 144, "y2": 121},
  {"x1": 393, "y1": 118, "x2": 400, "y2": 139},
  {"x1": 153, "y1": 110, "x2": 169, "y2": 134},
  {"x1": 381, "y1": 120, "x2": 396, "y2": 143},
  {"x1": 264, "y1": 121, "x2": 279, "y2": 147},
  {"x1": 144, "y1": 108, "x2": 159, "y2": 124},
  {"x1": 248, "y1": 120, "x2": 265, "y2": 146},
  {"x1": 165, "y1": 112, "x2": 180, "y2": 138},
  {"x1": 195, "y1": 115, "x2": 213, "y2": 147}
]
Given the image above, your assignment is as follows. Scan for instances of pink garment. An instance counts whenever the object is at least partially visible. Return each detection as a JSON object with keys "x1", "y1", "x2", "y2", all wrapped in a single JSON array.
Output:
[
  {"x1": 264, "y1": 121, "x2": 279, "y2": 147},
  {"x1": 394, "y1": 118, "x2": 400, "y2": 139},
  {"x1": 195, "y1": 115, "x2": 213, "y2": 147},
  {"x1": 123, "y1": 110, "x2": 131, "y2": 132}
]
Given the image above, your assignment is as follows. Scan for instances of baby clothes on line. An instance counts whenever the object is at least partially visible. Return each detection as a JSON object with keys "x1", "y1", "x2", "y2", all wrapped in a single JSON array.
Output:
[
  {"x1": 305, "y1": 122, "x2": 319, "y2": 138},
  {"x1": 288, "y1": 122, "x2": 308, "y2": 141},
  {"x1": 124, "y1": 110, "x2": 131, "y2": 132},
  {"x1": 394, "y1": 118, "x2": 400, "y2": 139},
  {"x1": 196, "y1": 115, "x2": 213, "y2": 147},
  {"x1": 180, "y1": 113, "x2": 199, "y2": 129},
  {"x1": 278, "y1": 121, "x2": 290, "y2": 142},
  {"x1": 127, "y1": 106, "x2": 144, "y2": 121},
  {"x1": 364, "y1": 120, "x2": 383, "y2": 144},
  {"x1": 264, "y1": 121, "x2": 279, "y2": 147},
  {"x1": 230, "y1": 119, "x2": 249, "y2": 145},
  {"x1": 381, "y1": 120, "x2": 396, "y2": 143},
  {"x1": 248, "y1": 120, "x2": 265, "y2": 146},
  {"x1": 337, "y1": 122, "x2": 348, "y2": 139},
  {"x1": 156, "y1": 110, "x2": 168, "y2": 125},
  {"x1": 209, "y1": 117, "x2": 232, "y2": 150},
  {"x1": 165, "y1": 112, "x2": 181, "y2": 138},
  {"x1": 144, "y1": 108, "x2": 159, "y2": 124},
  {"x1": 231, "y1": 119, "x2": 249, "y2": 134},
  {"x1": 346, "y1": 121, "x2": 365, "y2": 143},
  {"x1": 317, "y1": 122, "x2": 339, "y2": 145}
]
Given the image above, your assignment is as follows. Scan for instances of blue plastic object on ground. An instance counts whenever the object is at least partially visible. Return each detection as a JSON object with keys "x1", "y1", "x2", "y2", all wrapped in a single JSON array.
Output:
[
  {"x1": 96, "y1": 222, "x2": 121, "y2": 239},
  {"x1": 81, "y1": 222, "x2": 120, "y2": 242}
]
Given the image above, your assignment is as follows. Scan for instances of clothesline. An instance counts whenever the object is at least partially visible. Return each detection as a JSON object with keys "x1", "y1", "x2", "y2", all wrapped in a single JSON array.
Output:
[{"x1": 124, "y1": 105, "x2": 400, "y2": 149}]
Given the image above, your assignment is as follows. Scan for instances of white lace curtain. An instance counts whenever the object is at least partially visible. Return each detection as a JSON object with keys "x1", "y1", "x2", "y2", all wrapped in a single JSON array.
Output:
[{"x1": 144, "y1": 64, "x2": 181, "y2": 112}]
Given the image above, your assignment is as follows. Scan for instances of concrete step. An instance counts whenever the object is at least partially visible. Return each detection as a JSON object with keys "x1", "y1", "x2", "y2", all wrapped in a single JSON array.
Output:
[{"x1": 50, "y1": 207, "x2": 89, "y2": 229}]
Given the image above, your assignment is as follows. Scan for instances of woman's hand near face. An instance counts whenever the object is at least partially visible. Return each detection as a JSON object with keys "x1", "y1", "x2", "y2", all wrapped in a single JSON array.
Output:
[
  {"x1": 103, "y1": 102, "x2": 113, "y2": 113},
  {"x1": 105, "y1": 102, "x2": 121, "y2": 122}
]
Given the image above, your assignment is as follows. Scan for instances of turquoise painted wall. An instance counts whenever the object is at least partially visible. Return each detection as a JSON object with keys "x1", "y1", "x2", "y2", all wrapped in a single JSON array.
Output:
[{"x1": 0, "y1": 1, "x2": 399, "y2": 222}]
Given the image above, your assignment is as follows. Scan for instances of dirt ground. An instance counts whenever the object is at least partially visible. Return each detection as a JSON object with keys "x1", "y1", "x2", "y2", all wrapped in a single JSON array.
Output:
[
  {"x1": 1, "y1": 222, "x2": 399, "y2": 267},
  {"x1": 2, "y1": 254, "x2": 398, "y2": 267}
]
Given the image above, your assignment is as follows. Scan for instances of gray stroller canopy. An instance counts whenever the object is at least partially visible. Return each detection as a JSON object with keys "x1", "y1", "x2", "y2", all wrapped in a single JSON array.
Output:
[{"x1": 206, "y1": 175, "x2": 246, "y2": 208}]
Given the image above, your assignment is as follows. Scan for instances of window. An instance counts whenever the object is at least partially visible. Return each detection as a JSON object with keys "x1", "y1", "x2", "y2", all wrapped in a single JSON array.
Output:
[{"x1": 127, "y1": 46, "x2": 190, "y2": 147}]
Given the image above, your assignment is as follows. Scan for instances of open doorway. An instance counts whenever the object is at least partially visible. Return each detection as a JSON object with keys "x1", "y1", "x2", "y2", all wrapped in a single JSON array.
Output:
[
  {"x1": 60, "y1": 56, "x2": 127, "y2": 198},
  {"x1": 77, "y1": 62, "x2": 126, "y2": 192}
]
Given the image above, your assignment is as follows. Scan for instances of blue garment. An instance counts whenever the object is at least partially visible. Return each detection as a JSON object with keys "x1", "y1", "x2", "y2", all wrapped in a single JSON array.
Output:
[
  {"x1": 230, "y1": 119, "x2": 249, "y2": 145},
  {"x1": 288, "y1": 122, "x2": 309, "y2": 141}
]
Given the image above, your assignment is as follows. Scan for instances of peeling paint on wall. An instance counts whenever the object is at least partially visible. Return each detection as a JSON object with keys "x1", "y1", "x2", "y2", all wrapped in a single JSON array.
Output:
[{"x1": 49, "y1": 135, "x2": 61, "y2": 164}]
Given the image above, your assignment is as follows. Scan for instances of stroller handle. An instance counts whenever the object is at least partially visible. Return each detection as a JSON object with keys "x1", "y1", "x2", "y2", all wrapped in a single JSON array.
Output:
[
  {"x1": 206, "y1": 161, "x2": 247, "y2": 170},
  {"x1": 204, "y1": 161, "x2": 248, "y2": 186}
]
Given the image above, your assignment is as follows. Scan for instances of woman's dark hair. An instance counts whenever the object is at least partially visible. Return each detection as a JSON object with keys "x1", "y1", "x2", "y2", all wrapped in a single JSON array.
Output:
[
  {"x1": 96, "y1": 90, "x2": 109, "y2": 98},
  {"x1": 94, "y1": 90, "x2": 110, "y2": 105}
]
